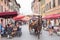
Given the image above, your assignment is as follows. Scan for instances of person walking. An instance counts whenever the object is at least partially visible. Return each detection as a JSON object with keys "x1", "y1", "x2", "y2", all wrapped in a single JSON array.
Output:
[
  {"x1": 7, "y1": 23, "x2": 13, "y2": 38},
  {"x1": 48, "y1": 20, "x2": 54, "y2": 35},
  {"x1": 51, "y1": 19, "x2": 54, "y2": 29},
  {"x1": 0, "y1": 24, "x2": 2, "y2": 38},
  {"x1": 0, "y1": 19, "x2": 3, "y2": 38},
  {"x1": 48, "y1": 24, "x2": 52, "y2": 35}
]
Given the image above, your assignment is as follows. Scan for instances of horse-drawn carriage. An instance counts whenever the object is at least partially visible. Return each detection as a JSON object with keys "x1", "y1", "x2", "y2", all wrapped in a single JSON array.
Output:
[{"x1": 29, "y1": 15, "x2": 42, "y2": 39}]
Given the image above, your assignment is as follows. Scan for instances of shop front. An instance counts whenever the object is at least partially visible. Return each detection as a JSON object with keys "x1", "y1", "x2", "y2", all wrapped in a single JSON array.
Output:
[
  {"x1": 0, "y1": 11, "x2": 18, "y2": 27},
  {"x1": 43, "y1": 13, "x2": 60, "y2": 27}
]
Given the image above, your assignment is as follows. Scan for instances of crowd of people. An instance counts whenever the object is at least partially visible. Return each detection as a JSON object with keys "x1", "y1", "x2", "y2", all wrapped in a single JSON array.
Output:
[
  {"x1": 0, "y1": 19, "x2": 22, "y2": 38},
  {"x1": 42, "y1": 19, "x2": 60, "y2": 35}
]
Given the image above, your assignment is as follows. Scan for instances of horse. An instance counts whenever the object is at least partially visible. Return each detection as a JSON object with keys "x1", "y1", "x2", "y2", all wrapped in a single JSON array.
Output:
[{"x1": 34, "y1": 16, "x2": 42, "y2": 39}]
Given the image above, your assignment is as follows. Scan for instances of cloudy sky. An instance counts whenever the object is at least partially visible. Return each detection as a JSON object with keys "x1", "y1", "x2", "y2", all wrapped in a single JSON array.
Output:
[{"x1": 16, "y1": 0, "x2": 33, "y2": 15}]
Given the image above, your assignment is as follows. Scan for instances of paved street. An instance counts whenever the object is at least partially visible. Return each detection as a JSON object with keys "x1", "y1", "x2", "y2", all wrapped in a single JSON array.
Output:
[{"x1": 0, "y1": 24, "x2": 60, "y2": 40}]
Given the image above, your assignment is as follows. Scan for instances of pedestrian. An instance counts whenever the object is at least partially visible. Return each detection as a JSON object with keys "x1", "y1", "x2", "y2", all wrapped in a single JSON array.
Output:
[
  {"x1": 12, "y1": 26, "x2": 17, "y2": 37},
  {"x1": 1, "y1": 26, "x2": 5, "y2": 37},
  {"x1": 7, "y1": 23, "x2": 13, "y2": 38},
  {"x1": 16, "y1": 23, "x2": 22, "y2": 32},
  {"x1": 48, "y1": 24, "x2": 53, "y2": 35},
  {"x1": 48, "y1": 19, "x2": 54, "y2": 35},
  {"x1": 16, "y1": 23, "x2": 22, "y2": 36},
  {"x1": 16, "y1": 23, "x2": 20, "y2": 31},
  {"x1": 0, "y1": 19, "x2": 3, "y2": 38},
  {"x1": 42, "y1": 20, "x2": 46, "y2": 29},
  {"x1": 50, "y1": 19, "x2": 54, "y2": 29},
  {"x1": 0, "y1": 24, "x2": 2, "y2": 38}
]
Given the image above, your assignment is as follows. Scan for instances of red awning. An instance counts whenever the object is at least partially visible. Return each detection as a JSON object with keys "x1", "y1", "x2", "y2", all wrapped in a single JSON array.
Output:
[
  {"x1": 43, "y1": 14, "x2": 60, "y2": 19},
  {"x1": 13, "y1": 15, "x2": 25, "y2": 21},
  {"x1": 0, "y1": 11, "x2": 18, "y2": 18},
  {"x1": 52, "y1": 14, "x2": 60, "y2": 18}
]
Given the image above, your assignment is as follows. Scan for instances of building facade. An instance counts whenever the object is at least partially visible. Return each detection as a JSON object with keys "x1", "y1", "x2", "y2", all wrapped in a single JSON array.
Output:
[
  {"x1": 40, "y1": 0, "x2": 60, "y2": 26},
  {"x1": 0, "y1": 0, "x2": 20, "y2": 27},
  {"x1": 31, "y1": 0, "x2": 40, "y2": 15},
  {"x1": 0, "y1": 0, "x2": 20, "y2": 13}
]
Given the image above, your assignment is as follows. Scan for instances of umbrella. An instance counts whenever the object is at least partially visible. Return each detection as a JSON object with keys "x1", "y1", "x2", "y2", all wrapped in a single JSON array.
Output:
[
  {"x1": 21, "y1": 17, "x2": 31, "y2": 22},
  {"x1": 13, "y1": 15, "x2": 25, "y2": 21}
]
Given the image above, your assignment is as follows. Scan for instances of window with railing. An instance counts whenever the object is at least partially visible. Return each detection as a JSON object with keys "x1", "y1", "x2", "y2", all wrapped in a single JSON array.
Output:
[
  {"x1": 41, "y1": 0, "x2": 45, "y2": 6},
  {"x1": 53, "y1": 0, "x2": 55, "y2": 8},
  {"x1": 4, "y1": 0, "x2": 6, "y2": 4},
  {"x1": 45, "y1": 2, "x2": 51, "y2": 11},
  {"x1": 0, "y1": 5, "x2": 3, "y2": 12},
  {"x1": 5, "y1": 8, "x2": 6, "y2": 12},
  {"x1": 58, "y1": 0, "x2": 60, "y2": 5},
  {"x1": 42, "y1": 7, "x2": 45, "y2": 13},
  {"x1": 45, "y1": 4, "x2": 49, "y2": 11},
  {"x1": 49, "y1": 2, "x2": 51, "y2": 9},
  {"x1": 7, "y1": 0, "x2": 11, "y2": 6},
  {"x1": 41, "y1": 9, "x2": 43, "y2": 14},
  {"x1": 50, "y1": 2, "x2": 51, "y2": 9},
  {"x1": 8, "y1": 0, "x2": 10, "y2": 2},
  {"x1": 1, "y1": 0, "x2": 3, "y2": 1},
  {"x1": 38, "y1": 0, "x2": 40, "y2": 2}
]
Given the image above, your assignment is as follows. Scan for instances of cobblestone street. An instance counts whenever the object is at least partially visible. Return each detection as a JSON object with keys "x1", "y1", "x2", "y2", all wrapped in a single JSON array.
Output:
[{"x1": 0, "y1": 24, "x2": 60, "y2": 40}]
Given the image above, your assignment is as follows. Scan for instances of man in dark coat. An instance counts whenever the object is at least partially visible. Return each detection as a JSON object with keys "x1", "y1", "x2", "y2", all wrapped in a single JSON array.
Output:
[{"x1": 7, "y1": 23, "x2": 13, "y2": 38}]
